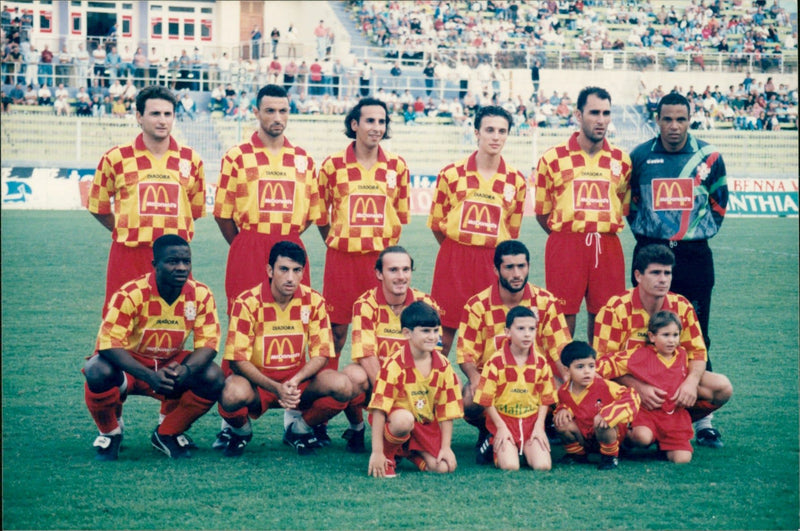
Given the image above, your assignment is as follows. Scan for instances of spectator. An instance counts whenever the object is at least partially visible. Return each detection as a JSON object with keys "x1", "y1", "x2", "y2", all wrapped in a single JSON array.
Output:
[
  {"x1": 309, "y1": 58, "x2": 323, "y2": 96},
  {"x1": 177, "y1": 91, "x2": 196, "y2": 121},
  {"x1": 111, "y1": 96, "x2": 127, "y2": 118},
  {"x1": 37, "y1": 83, "x2": 52, "y2": 105},
  {"x1": 75, "y1": 87, "x2": 92, "y2": 116},
  {"x1": 270, "y1": 27, "x2": 280, "y2": 56},
  {"x1": 39, "y1": 44, "x2": 54, "y2": 87},
  {"x1": 286, "y1": 23, "x2": 298, "y2": 58},
  {"x1": 24, "y1": 83, "x2": 37, "y2": 105},
  {"x1": 423, "y1": 60, "x2": 435, "y2": 96},
  {"x1": 91, "y1": 43, "x2": 107, "y2": 87},
  {"x1": 283, "y1": 58, "x2": 297, "y2": 94},
  {"x1": 251, "y1": 25, "x2": 262, "y2": 60},
  {"x1": 359, "y1": 60, "x2": 372, "y2": 96},
  {"x1": 106, "y1": 45, "x2": 120, "y2": 81},
  {"x1": 9, "y1": 83, "x2": 25, "y2": 105},
  {"x1": 108, "y1": 79, "x2": 124, "y2": 100},
  {"x1": 268, "y1": 55, "x2": 281, "y2": 84},
  {"x1": 390, "y1": 61, "x2": 402, "y2": 90},
  {"x1": 219, "y1": 52, "x2": 231, "y2": 85},
  {"x1": 132, "y1": 46, "x2": 147, "y2": 87},
  {"x1": 314, "y1": 20, "x2": 327, "y2": 59},
  {"x1": 55, "y1": 45, "x2": 73, "y2": 87}
]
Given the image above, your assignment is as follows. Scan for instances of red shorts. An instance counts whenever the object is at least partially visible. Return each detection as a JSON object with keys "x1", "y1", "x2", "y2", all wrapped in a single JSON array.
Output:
[
  {"x1": 487, "y1": 412, "x2": 539, "y2": 450},
  {"x1": 322, "y1": 247, "x2": 380, "y2": 325},
  {"x1": 115, "y1": 350, "x2": 192, "y2": 401},
  {"x1": 575, "y1": 418, "x2": 629, "y2": 451},
  {"x1": 225, "y1": 229, "x2": 310, "y2": 314},
  {"x1": 221, "y1": 360, "x2": 310, "y2": 418},
  {"x1": 633, "y1": 408, "x2": 693, "y2": 453},
  {"x1": 105, "y1": 242, "x2": 155, "y2": 309},
  {"x1": 430, "y1": 239, "x2": 496, "y2": 329},
  {"x1": 368, "y1": 410, "x2": 444, "y2": 459},
  {"x1": 544, "y1": 231, "x2": 625, "y2": 314}
]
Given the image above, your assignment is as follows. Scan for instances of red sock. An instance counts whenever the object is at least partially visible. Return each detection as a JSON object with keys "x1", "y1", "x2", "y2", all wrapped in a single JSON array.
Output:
[
  {"x1": 85, "y1": 384, "x2": 121, "y2": 434},
  {"x1": 599, "y1": 440, "x2": 619, "y2": 457},
  {"x1": 564, "y1": 441, "x2": 586, "y2": 456},
  {"x1": 689, "y1": 400, "x2": 721, "y2": 422},
  {"x1": 218, "y1": 402, "x2": 250, "y2": 429},
  {"x1": 302, "y1": 396, "x2": 348, "y2": 427},
  {"x1": 344, "y1": 393, "x2": 366, "y2": 424},
  {"x1": 160, "y1": 398, "x2": 180, "y2": 417},
  {"x1": 158, "y1": 391, "x2": 213, "y2": 435},
  {"x1": 383, "y1": 424, "x2": 410, "y2": 462}
]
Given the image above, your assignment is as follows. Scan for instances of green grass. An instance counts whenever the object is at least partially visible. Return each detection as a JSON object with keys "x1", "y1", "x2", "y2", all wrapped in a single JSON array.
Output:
[{"x1": 2, "y1": 211, "x2": 798, "y2": 530}]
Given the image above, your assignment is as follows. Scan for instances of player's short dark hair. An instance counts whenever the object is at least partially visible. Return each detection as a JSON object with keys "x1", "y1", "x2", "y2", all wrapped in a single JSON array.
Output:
[
  {"x1": 646, "y1": 310, "x2": 682, "y2": 344},
  {"x1": 505, "y1": 305, "x2": 537, "y2": 328},
  {"x1": 152, "y1": 234, "x2": 189, "y2": 261},
  {"x1": 256, "y1": 84, "x2": 288, "y2": 107},
  {"x1": 656, "y1": 92, "x2": 691, "y2": 118},
  {"x1": 474, "y1": 104, "x2": 513, "y2": 130},
  {"x1": 494, "y1": 240, "x2": 530, "y2": 270},
  {"x1": 345, "y1": 97, "x2": 391, "y2": 139},
  {"x1": 633, "y1": 244, "x2": 675, "y2": 274},
  {"x1": 135, "y1": 85, "x2": 177, "y2": 115},
  {"x1": 576, "y1": 86, "x2": 611, "y2": 111},
  {"x1": 268, "y1": 240, "x2": 306, "y2": 268},
  {"x1": 560, "y1": 340, "x2": 597, "y2": 367},
  {"x1": 401, "y1": 301, "x2": 440, "y2": 330},
  {"x1": 375, "y1": 245, "x2": 414, "y2": 272}
]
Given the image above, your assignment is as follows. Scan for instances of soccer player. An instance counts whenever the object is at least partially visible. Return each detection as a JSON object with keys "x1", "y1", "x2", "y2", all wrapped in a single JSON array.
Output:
[
  {"x1": 593, "y1": 244, "x2": 733, "y2": 448},
  {"x1": 457, "y1": 240, "x2": 571, "y2": 455},
  {"x1": 214, "y1": 84, "x2": 321, "y2": 314},
  {"x1": 472, "y1": 306, "x2": 556, "y2": 471},
  {"x1": 83, "y1": 235, "x2": 224, "y2": 461},
  {"x1": 213, "y1": 241, "x2": 355, "y2": 457},
  {"x1": 88, "y1": 85, "x2": 206, "y2": 308},
  {"x1": 627, "y1": 92, "x2": 728, "y2": 440},
  {"x1": 316, "y1": 98, "x2": 410, "y2": 367},
  {"x1": 367, "y1": 301, "x2": 463, "y2": 478},
  {"x1": 554, "y1": 341, "x2": 640, "y2": 470},
  {"x1": 428, "y1": 105, "x2": 527, "y2": 356},
  {"x1": 339, "y1": 246, "x2": 439, "y2": 453},
  {"x1": 533, "y1": 86, "x2": 631, "y2": 342}
]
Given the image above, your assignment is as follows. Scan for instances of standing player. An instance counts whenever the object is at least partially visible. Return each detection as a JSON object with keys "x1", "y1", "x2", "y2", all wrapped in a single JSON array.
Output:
[
  {"x1": 458, "y1": 240, "x2": 571, "y2": 453},
  {"x1": 627, "y1": 92, "x2": 728, "y2": 440},
  {"x1": 428, "y1": 106, "x2": 527, "y2": 356},
  {"x1": 214, "y1": 84, "x2": 321, "y2": 313},
  {"x1": 87, "y1": 85, "x2": 206, "y2": 308},
  {"x1": 339, "y1": 246, "x2": 440, "y2": 453},
  {"x1": 593, "y1": 244, "x2": 733, "y2": 448},
  {"x1": 83, "y1": 235, "x2": 224, "y2": 461},
  {"x1": 316, "y1": 97, "x2": 410, "y2": 365},
  {"x1": 213, "y1": 241, "x2": 355, "y2": 457},
  {"x1": 533, "y1": 86, "x2": 631, "y2": 342}
]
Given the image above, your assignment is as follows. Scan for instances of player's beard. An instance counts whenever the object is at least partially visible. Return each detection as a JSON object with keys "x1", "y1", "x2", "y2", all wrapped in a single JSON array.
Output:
[{"x1": 499, "y1": 274, "x2": 528, "y2": 294}]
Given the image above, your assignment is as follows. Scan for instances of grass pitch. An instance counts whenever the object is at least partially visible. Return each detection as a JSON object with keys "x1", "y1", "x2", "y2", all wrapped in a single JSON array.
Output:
[{"x1": 2, "y1": 211, "x2": 798, "y2": 530}]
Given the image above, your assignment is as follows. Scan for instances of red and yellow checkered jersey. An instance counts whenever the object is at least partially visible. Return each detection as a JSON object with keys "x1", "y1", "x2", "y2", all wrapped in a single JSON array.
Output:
[
  {"x1": 555, "y1": 375, "x2": 640, "y2": 431},
  {"x1": 592, "y1": 287, "x2": 707, "y2": 363},
  {"x1": 473, "y1": 342, "x2": 557, "y2": 418},
  {"x1": 533, "y1": 132, "x2": 631, "y2": 234},
  {"x1": 351, "y1": 286, "x2": 440, "y2": 362},
  {"x1": 88, "y1": 134, "x2": 206, "y2": 246},
  {"x1": 95, "y1": 273, "x2": 219, "y2": 368},
  {"x1": 457, "y1": 282, "x2": 571, "y2": 373},
  {"x1": 213, "y1": 133, "x2": 321, "y2": 235},
  {"x1": 223, "y1": 282, "x2": 332, "y2": 380},
  {"x1": 427, "y1": 151, "x2": 527, "y2": 248},
  {"x1": 317, "y1": 142, "x2": 410, "y2": 253},
  {"x1": 368, "y1": 344, "x2": 463, "y2": 424},
  {"x1": 598, "y1": 344, "x2": 689, "y2": 414}
]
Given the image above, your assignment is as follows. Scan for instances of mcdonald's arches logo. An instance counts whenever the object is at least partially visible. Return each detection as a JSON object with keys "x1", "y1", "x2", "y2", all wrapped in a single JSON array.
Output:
[
  {"x1": 140, "y1": 328, "x2": 185, "y2": 359},
  {"x1": 349, "y1": 194, "x2": 386, "y2": 227},
  {"x1": 377, "y1": 336, "x2": 404, "y2": 360},
  {"x1": 262, "y1": 333, "x2": 304, "y2": 369},
  {"x1": 139, "y1": 182, "x2": 179, "y2": 217},
  {"x1": 258, "y1": 180, "x2": 295, "y2": 213},
  {"x1": 460, "y1": 200, "x2": 501, "y2": 236},
  {"x1": 573, "y1": 179, "x2": 611, "y2": 211},
  {"x1": 652, "y1": 178, "x2": 693, "y2": 211}
]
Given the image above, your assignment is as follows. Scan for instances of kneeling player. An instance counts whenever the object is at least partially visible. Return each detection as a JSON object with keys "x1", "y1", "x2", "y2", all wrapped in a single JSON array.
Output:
[
  {"x1": 214, "y1": 241, "x2": 355, "y2": 457},
  {"x1": 83, "y1": 235, "x2": 224, "y2": 461},
  {"x1": 554, "y1": 341, "x2": 640, "y2": 470},
  {"x1": 473, "y1": 306, "x2": 556, "y2": 471},
  {"x1": 367, "y1": 302, "x2": 463, "y2": 478}
]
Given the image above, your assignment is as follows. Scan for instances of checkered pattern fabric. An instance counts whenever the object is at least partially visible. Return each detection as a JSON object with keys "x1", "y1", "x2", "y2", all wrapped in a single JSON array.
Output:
[
  {"x1": 368, "y1": 344, "x2": 463, "y2": 424},
  {"x1": 592, "y1": 287, "x2": 707, "y2": 363},
  {"x1": 95, "y1": 273, "x2": 219, "y2": 367},
  {"x1": 555, "y1": 375, "x2": 640, "y2": 432},
  {"x1": 351, "y1": 287, "x2": 439, "y2": 362},
  {"x1": 533, "y1": 132, "x2": 631, "y2": 234},
  {"x1": 223, "y1": 282, "x2": 332, "y2": 378},
  {"x1": 317, "y1": 142, "x2": 409, "y2": 253},
  {"x1": 456, "y1": 283, "x2": 571, "y2": 371},
  {"x1": 427, "y1": 151, "x2": 526, "y2": 247},
  {"x1": 213, "y1": 133, "x2": 321, "y2": 235},
  {"x1": 473, "y1": 343, "x2": 557, "y2": 418},
  {"x1": 598, "y1": 345, "x2": 689, "y2": 415},
  {"x1": 88, "y1": 134, "x2": 206, "y2": 246}
]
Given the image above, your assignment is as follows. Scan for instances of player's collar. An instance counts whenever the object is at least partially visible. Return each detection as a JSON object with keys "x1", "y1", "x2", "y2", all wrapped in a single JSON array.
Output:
[
  {"x1": 345, "y1": 141, "x2": 387, "y2": 164},
  {"x1": 466, "y1": 150, "x2": 507, "y2": 175},
  {"x1": 490, "y1": 281, "x2": 533, "y2": 307},
  {"x1": 134, "y1": 133, "x2": 178, "y2": 152},
  {"x1": 502, "y1": 340, "x2": 537, "y2": 365},
  {"x1": 568, "y1": 131, "x2": 611, "y2": 154},
  {"x1": 251, "y1": 131, "x2": 292, "y2": 150},
  {"x1": 375, "y1": 286, "x2": 415, "y2": 308}
]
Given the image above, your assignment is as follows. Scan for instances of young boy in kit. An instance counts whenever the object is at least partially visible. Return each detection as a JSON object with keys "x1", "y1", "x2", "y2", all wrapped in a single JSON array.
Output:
[
  {"x1": 554, "y1": 341, "x2": 641, "y2": 470},
  {"x1": 367, "y1": 301, "x2": 464, "y2": 478},
  {"x1": 472, "y1": 306, "x2": 556, "y2": 471}
]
